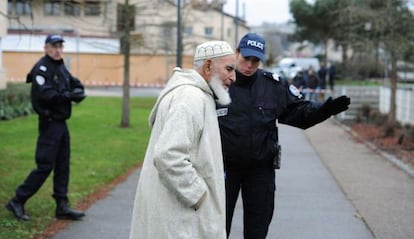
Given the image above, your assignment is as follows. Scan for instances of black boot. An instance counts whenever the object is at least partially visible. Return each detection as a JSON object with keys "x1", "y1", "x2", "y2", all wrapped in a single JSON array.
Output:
[
  {"x1": 5, "y1": 199, "x2": 30, "y2": 221},
  {"x1": 55, "y1": 199, "x2": 85, "y2": 220}
]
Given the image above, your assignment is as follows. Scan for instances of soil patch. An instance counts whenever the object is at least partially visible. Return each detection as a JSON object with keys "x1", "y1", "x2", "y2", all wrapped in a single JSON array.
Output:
[{"x1": 345, "y1": 121, "x2": 414, "y2": 169}]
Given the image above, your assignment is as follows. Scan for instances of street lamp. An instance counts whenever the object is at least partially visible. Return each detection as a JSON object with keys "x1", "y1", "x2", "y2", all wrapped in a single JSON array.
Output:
[
  {"x1": 176, "y1": 0, "x2": 182, "y2": 67},
  {"x1": 234, "y1": 0, "x2": 239, "y2": 47}
]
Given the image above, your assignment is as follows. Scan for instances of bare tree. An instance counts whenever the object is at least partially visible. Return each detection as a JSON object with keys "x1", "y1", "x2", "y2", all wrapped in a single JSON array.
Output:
[
  {"x1": 119, "y1": 0, "x2": 135, "y2": 128},
  {"x1": 359, "y1": 0, "x2": 414, "y2": 128},
  {"x1": 291, "y1": 0, "x2": 414, "y2": 130}
]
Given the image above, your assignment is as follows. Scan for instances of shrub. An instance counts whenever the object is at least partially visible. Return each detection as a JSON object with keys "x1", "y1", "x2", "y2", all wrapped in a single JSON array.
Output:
[
  {"x1": 356, "y1": 104, "x2": 372, "y2": 122},
  {"x1": 0, "y1": 83, "x2": 33, "y2": 120}
]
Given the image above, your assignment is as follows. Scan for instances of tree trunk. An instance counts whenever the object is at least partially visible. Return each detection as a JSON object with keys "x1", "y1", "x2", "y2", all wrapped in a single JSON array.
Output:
[
  {"x1": 341, "y1": 43, "x2": 348, "y2": 75},
  {"x1": 120, "y1": 0, "x2": 131, "y2": 128},
  {"x1": 323, "y1": 37, "x2": 329, "y2": 63},
  {"x1": 388, "y1": 48, "x2": 397, "y2": 127}
]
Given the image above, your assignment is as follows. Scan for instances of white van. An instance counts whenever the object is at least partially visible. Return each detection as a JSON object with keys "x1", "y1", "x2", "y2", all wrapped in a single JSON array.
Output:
[{"x1": 277, "y1": 57, "x2": 321, "y2": 79}]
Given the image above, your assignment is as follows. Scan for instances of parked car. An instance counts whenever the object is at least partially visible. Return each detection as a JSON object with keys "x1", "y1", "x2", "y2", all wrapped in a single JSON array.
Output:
[
  {"x1": 267, "y1": 66, "x2": 288, "y2": 81},
  {"x1": 275, "y1": 57, "x2": 321, "y2": 80}
]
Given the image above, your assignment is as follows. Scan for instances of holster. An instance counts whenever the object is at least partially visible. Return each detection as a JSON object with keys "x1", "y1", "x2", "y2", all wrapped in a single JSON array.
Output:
[
  {"x1": 273, "y1": 143, "x2": 282, "y2": 170},
  {"x1": 273, "y1": 124, "x2": 281, "y2": 170}
]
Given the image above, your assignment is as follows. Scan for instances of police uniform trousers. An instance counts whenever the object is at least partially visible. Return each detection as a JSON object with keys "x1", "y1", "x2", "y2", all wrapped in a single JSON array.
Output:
[
  {"x1": 225, "y1": 164, "x2": 276, "y2": 239},
  {"x1": 14, "y1": 118, "x2": 70, "y2": 203}
]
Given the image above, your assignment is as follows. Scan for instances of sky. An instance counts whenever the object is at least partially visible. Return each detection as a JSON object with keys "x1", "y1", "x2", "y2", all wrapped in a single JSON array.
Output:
[
  {"x1": 224, "y1": 0, "x2": 414, "y2": 26},
  {"x1": 223, "y1": 0, "x2": 293, "y2": 26}
]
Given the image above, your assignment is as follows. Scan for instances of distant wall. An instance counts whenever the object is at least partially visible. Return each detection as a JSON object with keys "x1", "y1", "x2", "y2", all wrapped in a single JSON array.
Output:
[{"x1": 4, "y1": 52, "x2": 193, "y2": 87}]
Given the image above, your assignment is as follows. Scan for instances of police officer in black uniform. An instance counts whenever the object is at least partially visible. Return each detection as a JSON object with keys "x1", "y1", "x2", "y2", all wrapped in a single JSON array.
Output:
[
  {"x1": 6, "y1": 34, "x2": 86, "y2": 221},
  {"x1": 217, "y1": 33, "x2": 351, "y2": 238}
]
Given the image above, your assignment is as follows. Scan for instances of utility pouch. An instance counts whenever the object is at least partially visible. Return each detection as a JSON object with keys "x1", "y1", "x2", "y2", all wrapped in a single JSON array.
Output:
[{"x1": 273, "y1": 143, "x2": 281, "y2": 170}]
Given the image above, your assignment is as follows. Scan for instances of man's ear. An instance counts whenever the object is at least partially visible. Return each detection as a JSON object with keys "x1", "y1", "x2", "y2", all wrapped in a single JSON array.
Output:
[{"x1": 204, "y1": 59, "x2": 213, "y2": 74}]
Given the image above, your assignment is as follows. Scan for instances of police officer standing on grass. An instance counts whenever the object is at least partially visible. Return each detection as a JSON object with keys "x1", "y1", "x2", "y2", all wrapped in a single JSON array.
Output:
[
  {"x1": 5, "y1": 34, "x2": 86, "y2": 221},
  {"x1": 216, "y1": 33, "x2": 351, "y2": 239}
]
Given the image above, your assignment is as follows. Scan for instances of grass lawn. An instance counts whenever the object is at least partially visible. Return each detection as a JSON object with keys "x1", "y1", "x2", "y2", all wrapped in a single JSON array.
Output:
[{"x1": 0, "y1": 96, "x2": 156, "y2": 239}]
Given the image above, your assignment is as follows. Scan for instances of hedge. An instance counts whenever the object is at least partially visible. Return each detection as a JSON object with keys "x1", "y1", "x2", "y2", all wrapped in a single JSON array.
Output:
[{"x1": 0, "y1": 83, "x2": 33, "y2": 120}]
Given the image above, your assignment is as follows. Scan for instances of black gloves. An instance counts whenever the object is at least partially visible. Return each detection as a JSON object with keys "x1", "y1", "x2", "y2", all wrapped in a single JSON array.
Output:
[
  {"x1": 63, "y1": 88, "x2": 86, "y2": 103},
  {"x1": 321, "y1": 95, "x2": 351, "y2": 116},
  {"x1": 63, "y1": 91, "x2": 72, "y2": 100},
  {"x1": 71, "y1": 88, "x2": 86, "y2": 103}
]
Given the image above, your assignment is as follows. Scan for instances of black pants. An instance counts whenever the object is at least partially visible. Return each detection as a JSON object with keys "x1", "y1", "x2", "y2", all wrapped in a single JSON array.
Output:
[
  {"x1": 14, "y1": 119, "x2": 70, "y2": 204},
  {"x1": 225, "y1": 166, "x2": 276, "y2": 239}
]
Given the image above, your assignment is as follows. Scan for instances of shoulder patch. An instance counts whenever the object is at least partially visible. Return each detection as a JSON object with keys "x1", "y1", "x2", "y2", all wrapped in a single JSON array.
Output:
[
  {"x1": 289, "y1": 84, "x2": 303, "y2": 99},
  {"x1": 272, "y1": 73, "x2": 280, "y2": 81},
  {"x1": 263, "y1": 71, "x2": 280, "y2": 82},
  {"x1": 36, "y1": 75, "x2": 45, "y2": 85},
  {"x1": 39, "y1": 65, "x2": 47, "y2": 72}
]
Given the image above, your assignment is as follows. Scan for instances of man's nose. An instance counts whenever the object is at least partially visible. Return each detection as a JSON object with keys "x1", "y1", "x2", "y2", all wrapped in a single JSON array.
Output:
[{"x1": 229, "y1": 72, "x2": 236, "y2": 83}]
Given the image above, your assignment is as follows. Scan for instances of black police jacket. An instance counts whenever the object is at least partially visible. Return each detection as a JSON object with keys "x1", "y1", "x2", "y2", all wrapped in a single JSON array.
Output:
[
  {"x1": 216, "y1": 69, "x2": 330, "y2": 169},
  {"x1": 26, "y1": 55, "x2": 85, "y2": 121}
]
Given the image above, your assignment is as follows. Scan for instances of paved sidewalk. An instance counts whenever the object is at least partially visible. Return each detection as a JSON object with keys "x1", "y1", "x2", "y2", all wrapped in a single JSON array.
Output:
[
  {"x1": 52, "y1": 120, "x2": 382, "y2": 239},
  {"x1": 305, "y1": 119, "x2": 414, "y2": 239},
  {"x1": 228, "y1": 123, "x2": 373, "y2": 239}
]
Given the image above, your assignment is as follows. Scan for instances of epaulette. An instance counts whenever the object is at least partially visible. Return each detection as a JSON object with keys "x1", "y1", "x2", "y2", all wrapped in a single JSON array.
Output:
[{"x1": 262, "y1": 70, "x2": 282, "y2": 83}]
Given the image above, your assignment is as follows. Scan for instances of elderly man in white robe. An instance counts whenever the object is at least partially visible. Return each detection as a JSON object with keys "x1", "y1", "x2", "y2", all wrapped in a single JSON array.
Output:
[{"x1": 129, "y1": 40, "x2": 236, "y2": 239}]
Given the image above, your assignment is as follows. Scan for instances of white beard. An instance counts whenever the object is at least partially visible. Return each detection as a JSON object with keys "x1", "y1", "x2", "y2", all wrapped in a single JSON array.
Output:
[{"x1": 209, "y1": 74, "x2": 231, "y2": 105}]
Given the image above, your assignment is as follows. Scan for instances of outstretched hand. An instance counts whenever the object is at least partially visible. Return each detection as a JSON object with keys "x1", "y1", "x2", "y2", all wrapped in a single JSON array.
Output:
[{"x1": 321, "y1": 95, "x2": 351, "y2": 116}]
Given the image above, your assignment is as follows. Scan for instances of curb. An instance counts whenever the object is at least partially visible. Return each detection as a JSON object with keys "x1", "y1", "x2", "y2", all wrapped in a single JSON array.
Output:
[{"x1": 332, "y1": 118, "x2": 414, "y2": 178}]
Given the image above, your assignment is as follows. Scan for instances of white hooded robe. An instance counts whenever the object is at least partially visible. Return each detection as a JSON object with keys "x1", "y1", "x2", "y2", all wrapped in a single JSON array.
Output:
[{"x1": 129, "y1": 68, "x2": 226, "y2": 239}]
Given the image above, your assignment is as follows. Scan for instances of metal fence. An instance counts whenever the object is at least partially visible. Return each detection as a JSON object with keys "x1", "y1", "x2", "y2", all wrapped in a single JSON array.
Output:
[
  {"x1": 379, "y1": 86, "x2": 414, "y2": 125},
  {"x1": 332, "y1": 85, "x2": 414, "y2": 126},
  {"x1": 332, "y1": 86, "x2": 380, "y2": 120}
]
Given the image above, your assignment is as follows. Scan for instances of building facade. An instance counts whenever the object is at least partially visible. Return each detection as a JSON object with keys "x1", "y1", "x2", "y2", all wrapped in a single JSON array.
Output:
[
  {"x1": 0, "y1": 1, "x2": 7, "y2": 89},
  {"x1": 4, "y1": 0, "x2": 249, "y2": 86},
  {"x1": 7, "y1": 0, "x2": 118, "y2": 37}
]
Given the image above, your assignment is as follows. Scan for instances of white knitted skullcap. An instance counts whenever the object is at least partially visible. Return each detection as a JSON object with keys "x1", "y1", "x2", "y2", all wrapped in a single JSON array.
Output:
[{"x1": 194, "y1": 41, "x2": 234, "y2": 61}]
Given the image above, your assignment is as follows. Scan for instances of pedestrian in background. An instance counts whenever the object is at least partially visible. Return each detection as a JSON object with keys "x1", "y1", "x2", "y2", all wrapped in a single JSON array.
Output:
[
  {"x1": 307, "y1": 66, "x2": 319, "y2": 102},
  {"x1": 216, "y1": 32, "x2": 351, "y2": 239},
  {"x1": 6, "y1": 34, "x2": 86, "y2": 221},
  {"x1": 318, "y1": 62, "x2": 328, "y2": 101},
  {"x1": 129, "y1": 40, "x2": 236, "y2": 239},
  {"x1": 292, "y1": 68, "x2": 307, "y2": 92},
  {"x1": 328, "y1": 61, "x2": 336, "y2": 93}
]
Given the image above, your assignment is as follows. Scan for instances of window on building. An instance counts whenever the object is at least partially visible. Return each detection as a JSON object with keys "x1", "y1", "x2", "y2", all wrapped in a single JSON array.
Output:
[
  {"x1": 17, "y1": 0, "x2": 31, "y2": 15},
  {"x1": 204, "y1": 27, "x2": 213, "y2": 36},
  {"x1": 44, "y1": 0, "x2": 61, "y2": 16},
  {"x1": 160, "y1": 26, "x2": 175, "y2": 51},
  {"x1": 64, "y1": 1, "x2": 81, "y2": 16},
  {"x1": 8, "y1": 0, "x2": 32, "y2": 16},
  {"x1": 162, "y1": 28, "x2": 172, "y2": 38},
  {"x1": 184, "y1": 26, "x2": 192, "y2": 36},
  {"x1": 85, "y1": 1, "x2": 101, "y2": 16},
  {"x1": 116, "y1": 3, "x2": 136, "y2": 31},
  {"x1": 8, "y1": 0, "x2": 14, "y2": 15},
  {"x1": 227, "y1": 28, "x2": 232, "y2": 38}
]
